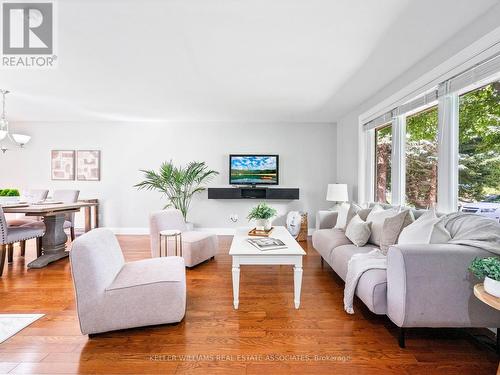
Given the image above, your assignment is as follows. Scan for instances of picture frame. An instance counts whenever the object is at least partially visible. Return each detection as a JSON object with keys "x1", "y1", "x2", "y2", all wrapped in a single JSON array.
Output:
[
  {"x1": 76, "y1": 150, "x2": 101, "y2": 181},
  {"x1": 51, "y1": 150, "x2": 75, "y2": 180}
]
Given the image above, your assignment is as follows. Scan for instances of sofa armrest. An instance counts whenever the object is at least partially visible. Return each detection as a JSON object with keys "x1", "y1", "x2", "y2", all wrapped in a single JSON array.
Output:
[
  {"x1": 315, "y1": 211, "x2": 338, "y2": 231},
  {"x1": 386, "y1": 243, "x2": 500, "y2": 328}
]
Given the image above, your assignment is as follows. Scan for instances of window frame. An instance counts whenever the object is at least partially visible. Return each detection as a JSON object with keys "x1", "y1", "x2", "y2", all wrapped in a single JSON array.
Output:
[{"x1": 363, "y1": 75, "x2": 499, "y2": 212}]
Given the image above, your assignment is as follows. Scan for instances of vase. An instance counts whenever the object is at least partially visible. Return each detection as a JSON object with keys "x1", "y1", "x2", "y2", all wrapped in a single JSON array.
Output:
[
  {"x1": 185, "y1": 222, "x2": 194, "y2": 231},
  {"x1": 484, "y1": 276, "x2": 500, "y2": 298},
  {"x1": 256, "y1": 219, "x2": 271, "y2": 231}
]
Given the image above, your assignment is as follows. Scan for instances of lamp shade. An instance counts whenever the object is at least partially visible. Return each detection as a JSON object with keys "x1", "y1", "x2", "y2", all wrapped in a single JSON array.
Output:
[
  {"x1": 12, "y1": 133, "x2": 31, "y2": 146},
  {"x1": 326, "y1": 184, "x2": 348, "y2": 202}
]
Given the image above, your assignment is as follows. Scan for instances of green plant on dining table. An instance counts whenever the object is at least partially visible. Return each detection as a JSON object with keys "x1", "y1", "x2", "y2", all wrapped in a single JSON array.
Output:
[
  {"x1": 135, "y1": 161, "x2": 219, "y2": 221},
  {"x1": 0, "y1": 189, "x2": 20, "y2": 196}
]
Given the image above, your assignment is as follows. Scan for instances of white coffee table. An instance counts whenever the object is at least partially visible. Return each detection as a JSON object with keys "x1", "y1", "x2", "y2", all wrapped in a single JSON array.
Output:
[{"x1": 229, "y1": 226, "x2": 306, "y2": 309}]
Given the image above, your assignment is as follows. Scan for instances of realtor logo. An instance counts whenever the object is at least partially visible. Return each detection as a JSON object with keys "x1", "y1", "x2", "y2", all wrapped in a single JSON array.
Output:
[{"x1": 1, "y1": 1, "x2": 56, "y2": 68}]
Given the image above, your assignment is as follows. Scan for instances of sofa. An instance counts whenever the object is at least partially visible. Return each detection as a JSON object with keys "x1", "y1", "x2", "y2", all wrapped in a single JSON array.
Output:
[{"x1": 313, "y1": 206, "x2": 500, "y2": 347}]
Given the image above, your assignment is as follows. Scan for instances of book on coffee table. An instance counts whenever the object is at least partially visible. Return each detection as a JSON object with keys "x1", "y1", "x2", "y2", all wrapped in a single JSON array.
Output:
[{"x1": 247, "y1": 237, "x2": 288, "y2": 251}]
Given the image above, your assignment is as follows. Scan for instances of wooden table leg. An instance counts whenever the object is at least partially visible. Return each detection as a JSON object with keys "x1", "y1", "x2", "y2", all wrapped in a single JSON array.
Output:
[
  {"x1": 28, "y1": 214, "x2": 69, "y2": 269},
  {"x1": 84, "y1": 206, "x2": 91, "y2": 233},
  {"x1": 94, "y1": 204, "x2": 99, "y2": 228}
]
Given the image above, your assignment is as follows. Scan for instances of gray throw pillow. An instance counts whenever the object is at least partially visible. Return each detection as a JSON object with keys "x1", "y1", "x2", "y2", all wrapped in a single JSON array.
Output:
[
  {"x1": 345, "y1": 214, "x2": 372, "y2": 247},
  {"x1": 380, "y1": 209, "x2": 415, "y2": 254}
]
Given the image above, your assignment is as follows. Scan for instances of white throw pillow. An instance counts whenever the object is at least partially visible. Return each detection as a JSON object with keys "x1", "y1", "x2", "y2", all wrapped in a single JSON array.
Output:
[
  {"x1": 398, "y1": 209, "x2": 451, "y2": 245},
  {"x1": 334, "y1": 203, "x2": 361, "y2": 230},
  {"x1": 345, "y1": 214, "x2": 371, "y2": 247},
  {"x1": 365, "y1": 205, "x2": 400, "y2": 246}
]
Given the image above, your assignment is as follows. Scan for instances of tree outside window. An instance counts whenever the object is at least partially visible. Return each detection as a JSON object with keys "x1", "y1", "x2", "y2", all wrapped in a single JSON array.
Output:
[
  {"x1": 375, "y1": 125, "x2": 392, "y2": 204},
  {"x1": 405, "y1": 107, "x2": 438, "y2": 209},
  {"x1": 458, "y1": 81, "x2": 500, "y2": 203}
]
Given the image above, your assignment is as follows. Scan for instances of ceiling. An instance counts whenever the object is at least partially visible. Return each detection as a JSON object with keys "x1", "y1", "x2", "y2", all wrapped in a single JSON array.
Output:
[{"x1": 1, "y1": 0, "x2": 498, "y2": 123}]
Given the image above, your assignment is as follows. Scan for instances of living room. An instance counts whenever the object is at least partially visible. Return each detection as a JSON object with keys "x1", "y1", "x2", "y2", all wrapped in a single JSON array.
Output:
[{"x1": 0, "y1": 1, "x2": 499, "y2": 374}]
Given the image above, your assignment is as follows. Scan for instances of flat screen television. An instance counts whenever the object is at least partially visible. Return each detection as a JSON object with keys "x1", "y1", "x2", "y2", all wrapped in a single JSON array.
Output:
[{"x1": 229, "y1": 154, "x2": 279, "y2": 185}]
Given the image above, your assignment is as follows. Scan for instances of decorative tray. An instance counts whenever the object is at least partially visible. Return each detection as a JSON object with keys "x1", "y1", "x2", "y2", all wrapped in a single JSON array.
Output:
[{"x1": 248, "y1": 227, "x2": 274, "y2": 237}]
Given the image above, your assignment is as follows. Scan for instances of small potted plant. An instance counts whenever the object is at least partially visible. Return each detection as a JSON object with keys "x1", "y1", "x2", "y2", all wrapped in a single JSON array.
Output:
[
  {"x1": 469, "y1": 257, "x2": 500, "y2": 297},
  {"x1": 247, "y1": 203, "x2": 277, "y2": 231},
  {"x1": 0, "y1": 189, "x2": 20, "y2": 204}
]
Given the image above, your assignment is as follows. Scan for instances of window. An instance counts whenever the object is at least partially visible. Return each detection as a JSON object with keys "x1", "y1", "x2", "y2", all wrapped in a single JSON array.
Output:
[
  {"x1": 458, "y1": 81, "x2": 500, "y2": 211},
  {"x1": 405, "y1": 107, "x2": 438, "y2": 209},
  {"x1": 375, "y1": 125, "x2": 392, "y2": 204}
]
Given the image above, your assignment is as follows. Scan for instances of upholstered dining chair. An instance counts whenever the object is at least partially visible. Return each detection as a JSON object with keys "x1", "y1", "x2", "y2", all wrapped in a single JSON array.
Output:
[
  {"x1": 70, "y1": 228, "x2": 186, "y2": 335},
  {"x1": 53, "y1": 190, "x2": 80, "y2": 241},
  {"x1": 150, "y1": 209, "x2": 218, "y2": 267},
  {"x1": 0, "y1": 206, "x2": 45, "y2": 276},
  {"x1": 6, "y1": 189, "x2": 49, "y2": 227}
]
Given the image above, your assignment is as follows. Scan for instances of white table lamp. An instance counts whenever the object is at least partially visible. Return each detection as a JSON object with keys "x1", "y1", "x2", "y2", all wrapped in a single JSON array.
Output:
[{"x1": 326, "y1": 184, "x2": 348, "y2": 210}]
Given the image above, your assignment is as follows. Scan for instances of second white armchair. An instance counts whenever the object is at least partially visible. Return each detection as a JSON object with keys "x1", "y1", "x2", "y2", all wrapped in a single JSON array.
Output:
[{"x1": 150, "y1": 209, "x2": 218, "y2": 267}]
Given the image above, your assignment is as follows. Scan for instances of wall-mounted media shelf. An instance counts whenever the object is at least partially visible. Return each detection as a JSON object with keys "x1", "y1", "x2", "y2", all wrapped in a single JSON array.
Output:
[{"x1": 207, "y1": 187, "x2": 299, "y2": 200}]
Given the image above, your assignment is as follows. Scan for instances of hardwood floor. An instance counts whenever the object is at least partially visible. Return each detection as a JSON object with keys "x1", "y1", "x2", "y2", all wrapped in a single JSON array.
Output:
[{"x1": 0, "y1": 235, "x2": 498, "y2": 374}]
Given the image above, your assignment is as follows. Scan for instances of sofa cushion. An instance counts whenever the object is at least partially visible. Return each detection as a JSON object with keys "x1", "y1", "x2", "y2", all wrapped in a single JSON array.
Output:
[
  {"x1": 355, "y1": 268, "x2": 388, "y2": 315},
  {"x1": 107, "y1": 257, "x2": 185, "y2": 291},
  {"x1": 312, "y1": 228, "x2": 352, "y2": 262},
  {"x1": 330, "y1": 244, "x2": 379, "y2": 280},
  {"x1": 331, "y1": 244, "x2": 387, "y2": 315}
]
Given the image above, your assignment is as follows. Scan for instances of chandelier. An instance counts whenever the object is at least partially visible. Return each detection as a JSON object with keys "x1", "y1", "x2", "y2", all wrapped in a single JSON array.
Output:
[{"x1": 0, "y1": 89, "x2": 31, "y2": 154}]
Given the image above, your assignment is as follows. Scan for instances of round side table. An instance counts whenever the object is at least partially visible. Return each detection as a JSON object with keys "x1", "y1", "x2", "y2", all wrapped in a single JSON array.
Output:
[
  {"x1": 473, "y1": 283, "x2": 500, "y2": 359},
  {"x1": 159, "y1": 230, "x2": 182, "y2": 257}
]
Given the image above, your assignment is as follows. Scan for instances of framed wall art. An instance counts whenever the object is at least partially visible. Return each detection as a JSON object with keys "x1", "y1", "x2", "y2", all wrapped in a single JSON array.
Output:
[
  {"x1": 51, "y1": 150, "x2": 75, "y2": 180},
  {"x1": 76, "y1": 150, "x2": 101, "y2": 181}
]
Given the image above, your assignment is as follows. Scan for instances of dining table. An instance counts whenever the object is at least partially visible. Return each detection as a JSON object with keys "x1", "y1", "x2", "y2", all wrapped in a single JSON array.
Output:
[{"x1": 3, "y1": 202, "x2": 95, "y2": 268}]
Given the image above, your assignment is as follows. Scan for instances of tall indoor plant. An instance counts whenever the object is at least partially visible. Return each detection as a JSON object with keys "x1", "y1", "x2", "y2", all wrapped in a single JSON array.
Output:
[{"x1": 135, "y1": 161, "x2": 218, "y2": 221}]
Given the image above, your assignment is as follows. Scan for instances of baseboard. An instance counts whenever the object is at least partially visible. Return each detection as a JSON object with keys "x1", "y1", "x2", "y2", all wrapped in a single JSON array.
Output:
[{"x1": 103, "y1": 227, "x2": 315, "y2": 236}]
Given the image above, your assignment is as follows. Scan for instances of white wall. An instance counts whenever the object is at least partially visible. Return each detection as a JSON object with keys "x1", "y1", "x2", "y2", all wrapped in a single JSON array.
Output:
[
  {"x1": 336, "y1": 7, "x2": 500, "y2": 202},
  {"x1": 0, "y1": 122, "x2": 336, "y2": 233}
]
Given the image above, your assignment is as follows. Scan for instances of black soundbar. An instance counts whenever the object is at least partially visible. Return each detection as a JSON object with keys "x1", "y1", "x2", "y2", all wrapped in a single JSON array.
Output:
[{"x1": 207, "y1": 187, "x2": 299, "y2": 200}]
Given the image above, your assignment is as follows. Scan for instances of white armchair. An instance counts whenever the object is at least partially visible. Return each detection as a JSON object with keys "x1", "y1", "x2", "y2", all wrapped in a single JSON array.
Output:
[
  {"x1": 70, "y1": 228, "x2": 186, "y2": 335},
  {"x1": 150, "y1": 209, "x2": 218, "y2": 267}
]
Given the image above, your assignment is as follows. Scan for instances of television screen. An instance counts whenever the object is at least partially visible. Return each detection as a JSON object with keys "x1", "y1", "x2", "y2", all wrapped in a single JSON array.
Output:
[{"x1": 229, "y1": 155, "x2": 279, "y2": 185}]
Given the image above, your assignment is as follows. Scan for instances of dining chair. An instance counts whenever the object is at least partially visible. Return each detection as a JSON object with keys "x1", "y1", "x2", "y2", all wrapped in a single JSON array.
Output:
[
  {"x1": 0, "y1": 206, "x2": 45, "y2": 276},
  {"x1": 6, "y1": 189, "x2": 49, "y2": 227},
  {"x1": 53, "y1": 190, "x2": 80, "y2": 241}
]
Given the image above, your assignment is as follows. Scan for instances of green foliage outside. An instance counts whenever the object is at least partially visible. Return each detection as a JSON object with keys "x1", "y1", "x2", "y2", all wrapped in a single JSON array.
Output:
[
  {"x1": 405, "y1": 107, "x2": 438, "y2": 208},
  {"x1": 0, "y1": 189, "x2": 20, "y2": 196},
  {"x1": 469, "y1": 257, "x2": 500, "y2": 281},
  {"x1": 247, "y1": 203, "x2": 277, "y2": 221},
  {"x1": 376, "y1": 81, "x2": 500, "y2": 207},
  {"x1": 458, "y1": 82, "x2": 500, "y2": 201},
  {"x1": 135, "y1": 161, "x2": 219, "y2": 221}
]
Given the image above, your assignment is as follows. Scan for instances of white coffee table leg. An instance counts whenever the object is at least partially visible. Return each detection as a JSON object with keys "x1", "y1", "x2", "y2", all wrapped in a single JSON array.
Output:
[
  {"x1": 232, "y1": 260, "x2": 240, "y2": 309},
  {"x1": 293, "y1": 264, "x2": 303, "y2": 309}
]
